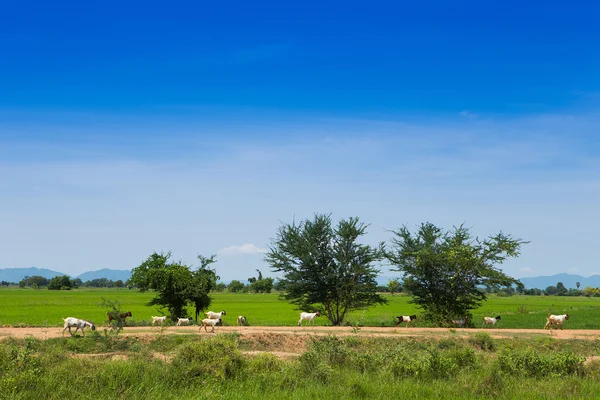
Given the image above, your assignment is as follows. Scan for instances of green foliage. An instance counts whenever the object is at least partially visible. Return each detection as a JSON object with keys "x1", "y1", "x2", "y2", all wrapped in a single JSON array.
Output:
[
  {"x1": 497, "y1": 348, "x2": 585, "y2": 377},
  {"x1": 386, "y1": 278, "x2": 402, "y2": 295},
  {"x1": 387, "y1": 222, "x2": 526, "y2": 324},
  {"x1": 170, "y1": 336, "x2": 244, "y2": 382},
  {"x1": 468, "y1": 332, "x2": 496, "y2": 351},
  {"x1": 266, "y1": 214, "x2": 387, "y2": 326},
  {"x1": 99, "y1": 297, "x2": 126, "y2": 333},
  {"x1": 214, "y1": 282, "x2": 227, "y2": 292},
  {"x1": 247, "y1": 353, "x2": 284, "y2": 375},
  {"x1": 47, "y1": 275, "x2": 72, "y2": 290},
  {"x1": 250, "y1": 277, "x2": 274, "y2": 293},
  {"x1": 3, "y1": 334, "x2": 600, "y2": 399},
  {"x1": 128, "y1": 252, "x2": 218, "y2": 321},
  {"x1": 228, "y1": 280, "x2": 245, "y2": 293},
  {"x1": 19, "y1": 275, "x2": 50, "y2": 288},
  {"x1": 0, "y1": 338, "x2": 41, "y2": 394}
]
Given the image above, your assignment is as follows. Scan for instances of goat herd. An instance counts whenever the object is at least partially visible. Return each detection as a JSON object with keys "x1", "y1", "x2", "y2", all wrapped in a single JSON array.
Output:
[{"x1": 60, "y1": 310, "x2": 571, "y2": 337}]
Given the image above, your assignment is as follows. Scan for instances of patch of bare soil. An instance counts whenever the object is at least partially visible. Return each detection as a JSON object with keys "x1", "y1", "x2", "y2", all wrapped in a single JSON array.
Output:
[{"x1": 240, "y1": 332, "x2": 309, "y2": 353}]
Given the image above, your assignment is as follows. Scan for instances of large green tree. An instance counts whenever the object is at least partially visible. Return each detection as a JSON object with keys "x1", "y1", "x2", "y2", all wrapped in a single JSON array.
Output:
[
  {"x1": 129, "y1": 252, "x2": 218, "y2": 321},
  {"x1": 265, "y1": 214, "x2": 387, "y2": 326},
  {"x1": 386, "y1": 223, "x2": 526, "y2": 324}
]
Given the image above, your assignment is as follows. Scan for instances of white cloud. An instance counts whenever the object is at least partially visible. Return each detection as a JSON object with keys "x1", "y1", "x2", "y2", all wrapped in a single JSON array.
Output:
[
  {"x1": 218, "y1": 243, "x2": 267, "y2": 256},
  {"x1": 568, "y1": 267, "x2": 579, "y2": 274}
]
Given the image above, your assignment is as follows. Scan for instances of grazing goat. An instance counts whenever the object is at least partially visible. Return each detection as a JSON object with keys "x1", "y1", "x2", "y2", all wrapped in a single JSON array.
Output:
[
  {"x1": 298, "y1": 311, "x2": 320, "y2": 326},
  {"x1": 205, "y1": 310, "x2": 226, "y2": 320},
  {"x1": 451, "y1": 317, "x2": 469, "y2": 328},
  {"x1": 237, "y1": 315, "x2": 247, "y2": 326},
  {"x1": 176, "y1": 317, "x2": 193, "y2": 326},
  {"x1": 396, "y1": 315, "x2": 417, "y2": 327},
  {"x1": 544, "y1": 314, "x2": 569, "y2": 330},
  {"x1": 62, "y1": 317, "x2": 96, "y2": 337},
  {"x1": 482, "y1": 316, "x2": 501, "y2": 328},
  {"x1": 151, "y1": 316, "x2": 167, "y2": 326},
  {"x1": 200, "y1": 318, "x2": 222, "y2": 333},
  {"x1": 107, "y1": 311, "x2": 132, "y2": 326}
]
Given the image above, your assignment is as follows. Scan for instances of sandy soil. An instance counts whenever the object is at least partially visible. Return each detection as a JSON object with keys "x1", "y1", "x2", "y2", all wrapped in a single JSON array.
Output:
[{"x1": 1, "y1": 325, "x2": 599, "y2": 341}]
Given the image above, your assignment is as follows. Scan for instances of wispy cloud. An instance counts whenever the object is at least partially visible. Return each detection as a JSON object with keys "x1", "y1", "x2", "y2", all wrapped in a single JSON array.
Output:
[
  {"x1": 218, "y1": 243, "x2": 268, "y2": 256},
  {"x1": 1, "y1": 108, "x2": 599, "y2": 279},
  {"x1": 459, "y1": 110, "x2": 478, "y2": 119}
]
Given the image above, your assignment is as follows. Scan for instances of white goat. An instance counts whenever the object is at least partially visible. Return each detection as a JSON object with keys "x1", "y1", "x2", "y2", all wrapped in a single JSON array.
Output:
[
  {"x1": 205, "y1": 310, "x2": 226, "y2": 320},
  {"x1": 298, "y1": 311, "x2": 320, "y2": 326},
  {"x1": 151, "y1": 316, "x2": 167, "y2": 325},
  {"x1": 176, "y1": 317, "x2": 192, "y2": 326},
  {"x1": 545, "y1": 313, "x2": 569, "y2": 329},
  {"x1": 482, "y1": 315, "x2": 501, "y2": 328},
  {"x1": 62, "y1": 317, "x2": 96, "y2": 337},
  {"x1": 451, "y1": 317, "x2": 469, "y2": 328},
  {"x1": 200, "y1": 318, "x2": 221, "y2": 333},
  {"x1": 237, "y1": 315, "x2": 247, "y2": 326},
  {"x1": 396, "y1": 315, "x2": 417, "y2": 327}
]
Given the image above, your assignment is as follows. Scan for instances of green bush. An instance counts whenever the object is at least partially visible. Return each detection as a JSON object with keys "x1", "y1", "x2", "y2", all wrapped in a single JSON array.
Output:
[
  {"x1": 497, "y1": 348, "x2": 585, "y2": 377},
  {"x1": 468, "y1": 332, "x2": 496, "y2": 351},
  {"x1": 169, "y1": 336, "x2": 244, "y2": 382},
  {"x1": 247, "y1": 353, "x2": 283, "y2": 374}
]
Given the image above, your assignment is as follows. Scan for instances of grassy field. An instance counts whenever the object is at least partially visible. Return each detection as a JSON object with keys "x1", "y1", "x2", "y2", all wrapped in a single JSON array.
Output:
[{"x1": 1, "y1": 288, "x2": 600, "y2": 328}]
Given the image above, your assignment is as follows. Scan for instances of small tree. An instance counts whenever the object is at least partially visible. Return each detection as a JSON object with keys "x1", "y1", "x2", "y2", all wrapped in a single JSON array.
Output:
[
  {"x1": 387, "y1": 223, "x2": 526, "y2": 324},
  {"x1": 545, "y1": 285, "x2": 558, "y2": 295},
  {"x1": 48, "y1": 275, "x2": 72, "y2": 290},
  {"x1": 576, "y1": 282, "x2": 581, "y2": 290},
  {"x1": 129, "y1": 252, "x2": 218, "y2": 322},
  {"x1": 250, "y1": 277, "x2": 274, "y2": 293},
  {"x1": 386, "y1": 279, "x2": 402, "y2": 296},
  {"x1": 100, "y1": 298, "x2": 126, "y2": 333},
  {"x1": 228, "y1": 280, "x2": 245, "y2": 293},
  {"x1": 265, "y1": 214, "x2": 387, "y2": 326},
  {"x1": 189, "y1": 255, "x2": 219, "y2": 321}
]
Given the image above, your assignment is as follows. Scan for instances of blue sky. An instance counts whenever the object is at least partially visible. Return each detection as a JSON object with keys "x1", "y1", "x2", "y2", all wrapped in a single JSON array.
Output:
[{"x1": 1, "y1": 1, "x2": 599, "y2": 281}]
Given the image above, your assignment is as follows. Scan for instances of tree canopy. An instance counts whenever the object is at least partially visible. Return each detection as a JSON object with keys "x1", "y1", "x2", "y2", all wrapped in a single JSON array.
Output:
[
  {"x1": 265, "y1": 214, "x2": 387, "y2": 326},
  {"x1": 128, "y1": 252, "x2": 218, "y2": 321},
  {"x1": 386, "y1": 223, "x2": 526, "y2": 324}
]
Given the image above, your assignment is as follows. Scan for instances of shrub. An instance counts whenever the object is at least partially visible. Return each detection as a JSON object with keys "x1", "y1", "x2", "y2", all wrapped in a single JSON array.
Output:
[
  {"x1": 247, "y1": 353, "x2": 283, "y2": 374},
  {"x1": 469, "y1": 332, "x2": 496, "y2": 351},
  {"x1": 170, "y1": 336, "x2": 244, "y2": 382},
  {"x1": 497, "y1": 349, "x2": 585, "y2": 377}
]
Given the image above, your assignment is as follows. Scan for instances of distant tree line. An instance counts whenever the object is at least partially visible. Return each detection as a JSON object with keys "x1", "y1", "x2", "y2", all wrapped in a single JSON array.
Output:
[
  {"x1": 18, "y1": 275, "x2": 126, "y2": 290},
  {"x1": 223, "y1": 269, "x2": 274, "y2": 294}
]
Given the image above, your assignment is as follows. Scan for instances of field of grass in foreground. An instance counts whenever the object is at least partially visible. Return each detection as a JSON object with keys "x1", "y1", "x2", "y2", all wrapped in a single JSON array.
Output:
[
  {"x1": 2, "y1": 332, "x2": 600, "y2": 399},
  {"x1": 1, "y1": 288, "x2": 600, "y2": 329}
]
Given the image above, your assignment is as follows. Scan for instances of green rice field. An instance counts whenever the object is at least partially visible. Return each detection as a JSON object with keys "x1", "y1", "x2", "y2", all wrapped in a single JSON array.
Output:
[{"x1": 1, "y1": 288, "x2": 599, "y2": 329}]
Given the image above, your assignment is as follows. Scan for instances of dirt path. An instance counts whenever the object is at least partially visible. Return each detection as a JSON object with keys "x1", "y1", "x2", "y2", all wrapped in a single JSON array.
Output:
[{"x1": 1, "y1": 325, "x2": 600, "y2": 341}]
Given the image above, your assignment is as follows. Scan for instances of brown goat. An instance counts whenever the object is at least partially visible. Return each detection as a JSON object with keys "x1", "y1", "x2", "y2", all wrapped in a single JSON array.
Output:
[{"x1": 107, "y1": 311, "x2": 132, "y2": 326}]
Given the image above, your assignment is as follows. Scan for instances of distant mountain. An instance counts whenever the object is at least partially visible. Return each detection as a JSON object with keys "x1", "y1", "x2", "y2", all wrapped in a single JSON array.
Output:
[
  {"x1": 519, "y1": 273, "x2": 600, "y2": 290},
  {"x1": 75, "y1": 269, "x2": 131, "y2": 282},
  {"x1": 0, "y1": 267, "x2": 67, "y2": 283}
]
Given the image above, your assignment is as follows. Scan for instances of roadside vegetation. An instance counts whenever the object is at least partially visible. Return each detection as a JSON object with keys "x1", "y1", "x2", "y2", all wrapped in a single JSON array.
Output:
[{"x1": 2, "y1": 332, "x2": 600, "y2": 399}]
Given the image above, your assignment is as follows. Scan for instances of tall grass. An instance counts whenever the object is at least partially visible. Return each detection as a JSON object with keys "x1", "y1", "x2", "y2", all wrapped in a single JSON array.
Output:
[{"x1": 1, "y1": 333, "x2": 600, "y2": 399}]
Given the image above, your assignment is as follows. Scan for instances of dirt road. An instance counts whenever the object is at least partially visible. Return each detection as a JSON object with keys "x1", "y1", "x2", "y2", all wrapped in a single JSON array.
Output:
[{"x1": 2, "y1": 325, "x2": 600, "y2": 341}]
